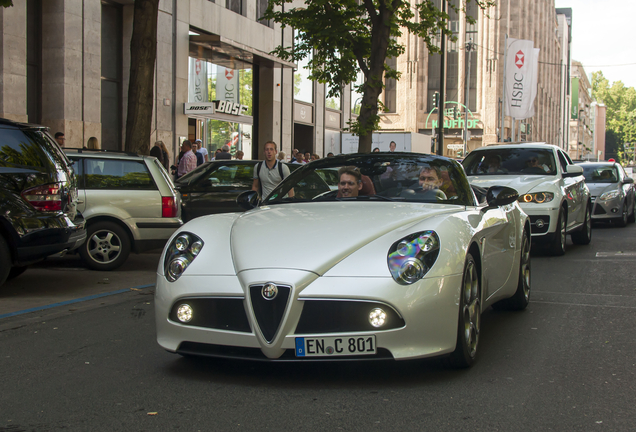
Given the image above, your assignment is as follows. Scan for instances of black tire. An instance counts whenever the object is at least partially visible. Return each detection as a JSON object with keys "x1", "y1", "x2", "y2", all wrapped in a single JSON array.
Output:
[
  {"x1": 615, "y1": 201, "x2": 628, "y2": 227},
  {"x1": 628, "y1": 197, "x2": 636, "y2": 224},
  {"x1": 447, "y1": 253, "x2": 481, "y2": 368},
  {"x1": 79, "y1": 221, "x2": 131, "y2": 271},
  {"x1": 493, "y1": 232, "x2": 531, "y2": 311},
  {"x1": 548, "y1": 209, "x2": 567, "y2": 256},
  {"x1": 0, "y1": 235, "x2": 11, "y2": 287},
  {"x1": 7, "y1": 266, "x2": 27, "y2": 281},
  {"x1": 571, "y1": 203, "x2": 592, "y2": 245}
]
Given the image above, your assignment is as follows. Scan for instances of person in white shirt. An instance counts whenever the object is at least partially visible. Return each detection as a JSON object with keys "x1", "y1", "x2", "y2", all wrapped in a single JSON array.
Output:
[{"x1": 195, "y1": 139, "x2": 208, "y2": 162}]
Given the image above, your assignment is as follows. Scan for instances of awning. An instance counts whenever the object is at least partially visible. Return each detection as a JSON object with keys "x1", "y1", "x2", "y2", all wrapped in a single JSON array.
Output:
[{"x1": 189, "y1": 34, "x2": 297, "y2": 69}]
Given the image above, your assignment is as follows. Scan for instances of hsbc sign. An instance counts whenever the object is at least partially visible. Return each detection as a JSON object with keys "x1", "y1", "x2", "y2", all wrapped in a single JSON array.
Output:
[{"x1": 504, "y1": 39, "x2": 539, "y2": 120}]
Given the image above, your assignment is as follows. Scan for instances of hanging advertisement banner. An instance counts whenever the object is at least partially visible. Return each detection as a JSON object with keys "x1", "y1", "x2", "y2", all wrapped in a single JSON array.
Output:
[
  {"x1": 188, "y1": 58, "x2": 208, "y2": 103},
  {"x1": 216, "y1": 66, "x2": 240, "y2": 105},
  {"x1": 504, "y1": 38, "x2": 539, "y2": 119}
]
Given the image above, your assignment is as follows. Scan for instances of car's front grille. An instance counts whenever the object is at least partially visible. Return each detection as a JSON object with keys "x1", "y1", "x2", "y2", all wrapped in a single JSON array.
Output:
[
  {"x1": 295, "y1": 300, "x2": 405, "y2": 334},
  {"x1": 176, "y1": 342, "x2": 395, "y2": 362},
  {"x1": 529, "y1": 215, "x2": 550, "y2": 234},
  {"x1": 594, "y1": 205, "x2": 607, "y2": 215},
  {"x1": 169, "y1": 298, "x2": 251, "y2": 332},
  {"x1": 249, "y1": 284, "x2": 291, "y2": 343}
]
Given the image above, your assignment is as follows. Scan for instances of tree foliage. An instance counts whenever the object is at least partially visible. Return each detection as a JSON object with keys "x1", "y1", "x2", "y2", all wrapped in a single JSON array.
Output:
[
  {"x1": 0, "y1": 1, "x2": 13, "y2": 7},
  {"x1": 263, "y1": 0, "x2": 493, "y2": 153},
  {"x1": 591, "y1": 71, "x2": 636, "y2": 162}
]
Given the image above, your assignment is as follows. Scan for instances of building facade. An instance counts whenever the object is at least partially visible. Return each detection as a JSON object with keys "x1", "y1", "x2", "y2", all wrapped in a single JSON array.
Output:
[
  {"x1": 0, "y1": 0, "x2": 356, "y2": 163},
  {"x1": 378, "y1": 0, "x2": 571, "y2": 157},
  {"x1": 569, "y1": 60, "x2": 593, "y2": 160}
]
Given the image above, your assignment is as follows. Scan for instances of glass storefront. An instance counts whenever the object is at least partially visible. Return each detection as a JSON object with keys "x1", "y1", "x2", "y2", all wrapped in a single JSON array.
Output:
[{"x1": 188, "y1": 58, "x2": 254, "y2": 159}]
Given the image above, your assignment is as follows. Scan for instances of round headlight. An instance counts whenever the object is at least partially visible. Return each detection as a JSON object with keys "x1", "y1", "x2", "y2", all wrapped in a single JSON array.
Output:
[
  {"x1": 190, "y1": 240, "x2": 203, "y2": 256},
  {"x1": 369, "y1": 308, "x2": 387, "y2": 328},
  {"x1": 175, "y1": 235, "x2": 190, "y2": 251},
  {"x1": 399, "y1": 258, "x2": 425, "y2": 284},
  {"x1": 167, "y1": 257, "x2": 189, "y2": 281},
  {"x1": 396, "y1": 240, "x2": 413, "y2": 256},
  {"x1": 418, "y1": 233, "x2": 438, "y2": 252},
  {"x1": 176, "y1": 304, "x2": 193, "y2": 323}
]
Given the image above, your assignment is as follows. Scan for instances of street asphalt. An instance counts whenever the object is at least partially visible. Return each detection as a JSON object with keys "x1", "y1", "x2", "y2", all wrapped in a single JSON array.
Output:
[{"x1": 1, "y1": 223, "x2": 635, "y2": 431}]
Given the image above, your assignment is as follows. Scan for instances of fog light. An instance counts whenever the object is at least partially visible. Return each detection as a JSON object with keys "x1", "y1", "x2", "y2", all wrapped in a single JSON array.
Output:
[
  {"x1": 535, "y1": 219, "x2": 545, "y2": 228},
  {"x1": 369, "y1": 308, "x2": 387, "y2": 328},
  {"x1": 175, "y1": 235, "x2": 190, "y2": 251},
  {"x1": 167, "y1": 257, "x2": 189, "y2": 281},
  {"x1": 611, "y1": 208, "x2": 618, "y2": 213},
  {"x1": 177, "y1": 304, "x2": 193, "y2": 323}
]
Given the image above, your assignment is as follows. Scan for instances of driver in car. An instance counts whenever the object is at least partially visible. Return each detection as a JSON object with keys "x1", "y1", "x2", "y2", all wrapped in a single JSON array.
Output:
[
  {"x1": 526, "y1": 155, "x2": 550, "y2": 172},
  {"x1": 404, "y1": 166, "x2": 447, "y2": 200},
  {"x1": 337, "y1": 166, "x2": 363, "y2": 198}
]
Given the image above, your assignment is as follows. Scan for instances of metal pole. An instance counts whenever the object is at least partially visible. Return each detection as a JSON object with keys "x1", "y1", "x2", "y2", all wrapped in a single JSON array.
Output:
[
  {"x1": 463, "y1": 38, "x2": 473, "y2": 156},
  {"x1": 437, "y1": 0, "x2": 447, "y2": 155},
  {"x1": 500, "y1": 34, "x2": 508, "y2": 142}
]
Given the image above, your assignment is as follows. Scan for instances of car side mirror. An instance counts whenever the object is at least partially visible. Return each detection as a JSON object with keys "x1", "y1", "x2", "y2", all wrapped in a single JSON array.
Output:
[
  {"x1": 563, "y1": 165, "x2": 583, "y2": 178},
  {"x1": 486, "y1": 186, "x2": 519, "y2": 207},
  {"x1": 623, "y1": 177, "x2": 634, "y2": 184},
  {"x1": 237, "y1": 190, "x2": 260, "y2": 210}
]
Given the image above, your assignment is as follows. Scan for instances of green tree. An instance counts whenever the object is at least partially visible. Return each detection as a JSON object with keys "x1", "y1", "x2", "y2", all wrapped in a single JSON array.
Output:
[
  {"x1": 591, "y1": 71, "x2": 636, "y2": 162},
  {"x1": 0, "y1": 1, "x2": 13, "y2": 7},
  {"x1": 264, "y1": 0, "x2": 492, "y2": 153}
]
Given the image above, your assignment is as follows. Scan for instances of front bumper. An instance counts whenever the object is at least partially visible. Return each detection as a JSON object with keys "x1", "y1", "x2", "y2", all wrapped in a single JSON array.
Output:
[
  {"x1": 519, "y1": 203, "x2": 560, "y2": 239},
  {"x1": 155, "y1": 269, "x2": 463, "y2": 361},
  {"x1": 591, "y1": 196, "x2": 624, "y2": 221}
]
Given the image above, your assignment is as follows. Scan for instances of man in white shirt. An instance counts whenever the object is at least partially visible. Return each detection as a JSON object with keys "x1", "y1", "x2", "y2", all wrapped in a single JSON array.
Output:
[
  {"x1": 252, "y1": 141, "x2": 291, "y2": 199},
  {"x1": 195, "y1": 139, "x2": 208, "y2": 162}
]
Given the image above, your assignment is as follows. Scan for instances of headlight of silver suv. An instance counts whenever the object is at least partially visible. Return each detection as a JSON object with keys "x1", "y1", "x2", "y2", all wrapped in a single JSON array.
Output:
[
  {"x1": 599, "y1": 190, "x2": 620, "y2": 201},
  {"x1": 388, "y1": 231, "x2": 440, "y2": 285},
  {"x1": 518, "y1": 192, "x2": 555, "y2": 204},
  {"x1": 163, "y1": 232, "x2": 204, "y2": 282}
]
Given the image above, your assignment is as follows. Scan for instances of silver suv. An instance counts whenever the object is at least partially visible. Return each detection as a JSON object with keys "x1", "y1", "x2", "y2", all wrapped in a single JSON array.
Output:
[{"x1": 65, "y1": 149, "x2": 182, "y2": 270}]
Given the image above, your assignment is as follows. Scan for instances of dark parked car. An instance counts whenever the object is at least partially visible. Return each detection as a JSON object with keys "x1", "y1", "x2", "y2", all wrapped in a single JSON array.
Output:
[
  {"x1": 0, "y1": 118, "x2": 86, "y2": 287},
  {"x1": 176, "y1": 160, "x2": 301, "y2": 222}
]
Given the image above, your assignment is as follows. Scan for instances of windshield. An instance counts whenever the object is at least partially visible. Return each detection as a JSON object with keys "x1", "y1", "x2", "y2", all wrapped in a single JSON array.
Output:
[
  {"x1": 262, "y1": 153, "x2": 475, "y2": 206},
  {"x1": 581, "y1": 165, "x2": 619, "y2": 183},
  {"x1": 463, "y1": 148, "x2": 557, "y2": 176}
]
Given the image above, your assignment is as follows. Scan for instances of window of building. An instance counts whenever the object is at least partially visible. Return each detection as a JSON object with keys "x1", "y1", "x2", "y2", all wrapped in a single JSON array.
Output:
[
  {"x1": 351, "y1": 70, "x2": 364, "y2": 116},
  {"x1": 384, "y1": 56, "x2": 397, "y2": 113},
  {"x1": 294, "y1": 32, "x2": 314, "y2": 104},
  {"x1": 101, "y1": 2, "x2": 123, "y2": 151},
  {"x1": 256, "y1": 0, "x2": 271, "y2": 27},
  {"x1": 226, "y1": 0, "x2": 243, "y2": 16},
  {"x1": 326, "y1": 82, "x2": 341, "y2": 110}
]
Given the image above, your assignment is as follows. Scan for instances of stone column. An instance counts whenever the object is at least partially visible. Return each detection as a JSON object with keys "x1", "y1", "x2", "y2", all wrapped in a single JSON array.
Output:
[{"x1": 0, "y1": 3, "x2": 28, "y2": 122}]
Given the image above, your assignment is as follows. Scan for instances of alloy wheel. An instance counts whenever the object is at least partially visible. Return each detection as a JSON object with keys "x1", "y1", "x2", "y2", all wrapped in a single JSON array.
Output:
[{"x1": 462, "y1": 260, "x2": 480, "y2": 358}]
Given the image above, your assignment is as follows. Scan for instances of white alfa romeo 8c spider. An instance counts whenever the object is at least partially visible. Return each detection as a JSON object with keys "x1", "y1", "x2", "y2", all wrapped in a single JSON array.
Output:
[{"x1": 155, "y1": 153, "x2": 531, "y2": 368}]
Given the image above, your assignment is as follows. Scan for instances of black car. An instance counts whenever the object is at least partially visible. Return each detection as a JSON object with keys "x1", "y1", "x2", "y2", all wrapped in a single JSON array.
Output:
[
  {"x1": 0, "y1": 118, "x2": 86, "y2": 287},
  {"x1": 176, "y1": 160, "x2": 303, "y2": 222}
]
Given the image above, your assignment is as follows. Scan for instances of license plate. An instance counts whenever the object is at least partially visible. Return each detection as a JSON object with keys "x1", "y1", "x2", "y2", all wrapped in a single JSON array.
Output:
[{"x1": 295, "y1": 335, "x2": 376, "y2": 357}]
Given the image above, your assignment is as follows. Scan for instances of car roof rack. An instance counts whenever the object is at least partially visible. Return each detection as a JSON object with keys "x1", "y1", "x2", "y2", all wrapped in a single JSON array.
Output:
[{"x1": 64, "y1": 148, "x2": 140, "y2": 157}]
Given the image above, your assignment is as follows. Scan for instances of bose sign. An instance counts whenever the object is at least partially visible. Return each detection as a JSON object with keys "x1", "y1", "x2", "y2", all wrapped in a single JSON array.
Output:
[{"x1": 184, "y1": 101, "x2": 248, "y2": 117}]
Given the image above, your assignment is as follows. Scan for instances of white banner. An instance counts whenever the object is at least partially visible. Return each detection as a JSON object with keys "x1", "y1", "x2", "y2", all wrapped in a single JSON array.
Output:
[
  {"x1": 504, "y1": 38, "x2": 539, "y2": 119},
  {"x1": 188, "y1": 58, "x2": 208, "y2": 103},
  {"x1": 216, "y1": 67, "x2": 240, "y2": 104}
]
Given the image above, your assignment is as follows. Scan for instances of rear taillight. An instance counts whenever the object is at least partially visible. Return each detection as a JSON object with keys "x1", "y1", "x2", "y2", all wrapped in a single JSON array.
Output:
[
  {"x1": 162, "y1": 196, "x2": 178, "y2": 218},
  {"x1": 22, "y1": 183, "x2": 63, "y2": 212}
]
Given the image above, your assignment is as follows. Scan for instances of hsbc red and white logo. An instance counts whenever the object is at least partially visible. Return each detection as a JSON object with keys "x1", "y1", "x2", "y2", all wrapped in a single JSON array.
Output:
[
  {"x1": 225, "y1": 69, "x2": 234, "y2": 80},
  {"x1": 515, "y1": 50, "x2": 525, "y2": 69},
  {"x1": 195, "y1": 60, "x2": 202, "y2": 75}
]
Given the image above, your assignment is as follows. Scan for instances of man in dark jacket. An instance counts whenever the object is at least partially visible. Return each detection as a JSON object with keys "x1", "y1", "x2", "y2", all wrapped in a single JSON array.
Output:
[{"x1": 216, "y1": 144, "x2": 232, "y2": 160}]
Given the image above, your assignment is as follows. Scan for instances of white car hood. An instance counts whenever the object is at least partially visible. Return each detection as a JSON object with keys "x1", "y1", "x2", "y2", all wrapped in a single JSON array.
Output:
[
  {"x1": 230, "y1": 202, "x2": 460, "y2": 274},
  {"x1": 587, "y1": 182, "x2": 617, "y2": 197},
  {"x1": 467, "y1": 174, "x2": 558, "y2": 194}
]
